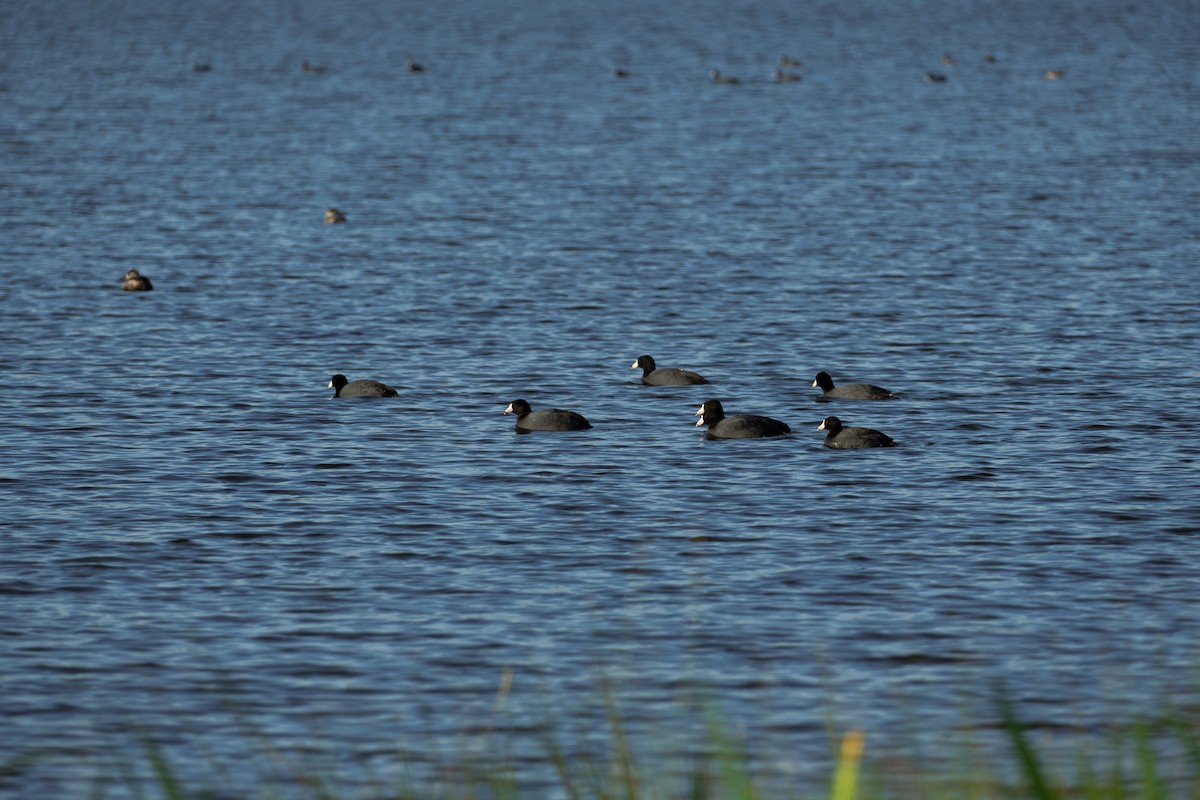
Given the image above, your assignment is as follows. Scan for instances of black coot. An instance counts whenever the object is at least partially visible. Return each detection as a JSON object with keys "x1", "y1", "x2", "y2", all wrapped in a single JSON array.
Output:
[
  {"x1": 694, "y1": 399, "x2": 790, "y2": 439},
  {"x1": 328, "y1": 374, "x2": 398, "y2": 398},
  {"x1": 632, "y1": 355, "x2": 708, "y2": 386},
  {"x1": 812, "y1": 371, "x2": 894, "y2": 400},
  {"x1": 504, "y1": 399, "x2": 592, "y2": 431},
  {"x1": 817, "y1": 416, "x2": 895, "y2": 449}
]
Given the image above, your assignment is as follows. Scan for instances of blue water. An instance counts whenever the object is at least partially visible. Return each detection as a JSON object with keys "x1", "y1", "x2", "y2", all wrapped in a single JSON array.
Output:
[{"x1": 3, "y1": 0, "x2": 1200, "y2": 794}]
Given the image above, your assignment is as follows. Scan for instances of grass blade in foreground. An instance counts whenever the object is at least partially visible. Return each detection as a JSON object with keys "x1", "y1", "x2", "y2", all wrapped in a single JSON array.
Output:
[
  {"x1": 831, "y1": 730, "x2": 864, "y2": 800},
  {"x1": 997, "y1": 693, "x2": 1055, "y2": 800}
]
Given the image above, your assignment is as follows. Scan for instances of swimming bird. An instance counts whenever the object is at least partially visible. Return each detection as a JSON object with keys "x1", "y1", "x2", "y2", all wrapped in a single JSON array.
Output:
[
  {"x1": 778, "y1": 55, "x2": 803, "y2": 68},
  {"x1": 325, "y1": 208, "x2": 347, "y2": 224},
  {"x1": 301, "y1": 60, "x2": 327, "y2": 73},
  {"x1": 694, "y1": 399, "x2": 790, "y2": 439},
  {"x1": 632, "y1": 355, "x2": 708, "y2": 386},
  {"x1": 328, "y1": 374, "x2": 398, "y2": 398},
  {"x1": 817, "y1": 416, "x2": 895, "y2": 449},
  {"x1": 772, "y1": 70, "x2": 802, "y2": 83},
  {"x1": 924, "y1": 72, "x2": 947, "y2": 83},
  {"x1": 941, "y1": 53, "x2": 956, "y2": 66},
  {"x1": 613, "y1": 66, "x2": 629, "y2": 78},
  {"x1": 504, "y1": 399, "x2": 592, "y2": 431},
  {"x1": 191, "y1": 62, "x2": 212, "y2": 72},
  {"x1": 406, "y1": 59, "x2": 424, "y2": 73},
  {"x1": 1045, "y1": 69, "x2": 1064, "y2": 80},
  {"x1": 811, "y1": 371, "x2": 894, "y2": 400},
  {"x1": 121, "y1": 269, "x2": 153, "y2": 291},
  {"x1": 709, "y1": 69, "x2": 739, "y2": 85}
]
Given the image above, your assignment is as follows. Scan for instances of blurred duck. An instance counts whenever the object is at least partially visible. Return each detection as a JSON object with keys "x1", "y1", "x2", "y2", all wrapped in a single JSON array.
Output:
[{"x1": 121, "y1": 269, "x2": 153, "y2": 292}]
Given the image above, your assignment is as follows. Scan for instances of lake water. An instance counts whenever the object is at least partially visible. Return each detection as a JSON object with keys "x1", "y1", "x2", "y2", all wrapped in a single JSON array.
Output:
[{"x1": 2, "y1": 0, "x2": 1199, "y2": 795}]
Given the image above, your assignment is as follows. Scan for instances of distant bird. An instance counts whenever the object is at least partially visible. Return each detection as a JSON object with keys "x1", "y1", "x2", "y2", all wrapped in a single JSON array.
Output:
[
  {"x1": 924, "y1": 72, "x2": 948, "y2": 83},
  {"x1": 191, "y1": 62, "x2": 212, "y2": 72},
  {"x1": 121, "y1": 269, "x2": 153, "y2": 292},
  {"x1": 504, "y1": 399, "x2": 592, "y2": 432},
  {"x1": 811, "y1": 371, "x2": 895, "y2": 400},
  {"x1": 709, "y1": 69, "x2": 739, "y2": 85},
  {"x1": 772, "y1": 69, "x2": 802, "y2": 83},
  {"x1": 778, "y1": 55, "x2": 803, "y2": 68},
  {"x1": 301, "y1": 60, "x2": 327, "y2": 73},
  {"x1": 632, "y1": 355, "x2": 708, "y2": 386},
  {"x1": 941, "y1": 53, "x2": 956, "y2": 66},
  {"x1": 817, "y1": 416, "x2": 895, "y2": 449},
  {"x1": 613, "y1": 66, "x2": 629, "y2": 78},
  {"x1": 328, "y1": 374, "x2": 398, "y2": 398},
  {"x1": 1045, "y1": 69, "x2": 1064, "y2": 80},
  {"x1": 324, "y1": 208, "x2": 347, "y2": 224},
  {"x1": 984, "y1": 52, "x2": 997, "y2": 63},
  {"x1": 694, "y1": 399, "x2": 790, "y2": 439},
  {"x1": 406, "y1": 59, "x2": 424, "y2": 73}
]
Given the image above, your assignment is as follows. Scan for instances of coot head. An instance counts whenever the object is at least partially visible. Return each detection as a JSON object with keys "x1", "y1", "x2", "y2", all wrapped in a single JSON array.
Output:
[
  {"x1": 694, "y1": 399, "x2": 726, "y2": 426},
  {"x1": 817, "y1": 416, "x2": 843, "y2": 434},
  {"x1": 632, "y1": 355, "x2": 657, "y2": 372},
  {"x1": 504, "y1": 399, "x2": 532, "y2": 417}
]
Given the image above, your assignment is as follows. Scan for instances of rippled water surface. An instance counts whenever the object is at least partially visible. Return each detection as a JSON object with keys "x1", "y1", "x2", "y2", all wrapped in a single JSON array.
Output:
[{"x1": 3, "y1": 0, "x2": 1200, "y2": 794}]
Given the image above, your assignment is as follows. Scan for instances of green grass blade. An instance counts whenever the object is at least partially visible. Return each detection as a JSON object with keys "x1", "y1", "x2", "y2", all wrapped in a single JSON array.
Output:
[
  {"x1": 604, "y1": 691, "x2": 638, "y2": 800},
  {"x1": 831, "y1": 730, "x2": 865, "y2": 800},
  {"x1": 1135, "y1": 722, "x2": 1168, "y2": 800},
  {"x1": 139, "y1": 736, "x2": 184, "y2": 800},
  {"x1": 704, "y1": 712, "x2": 754, "y2": 800},
  {"x1": 996, "y1": 693, "x2": 1056, "y2": 800}
]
